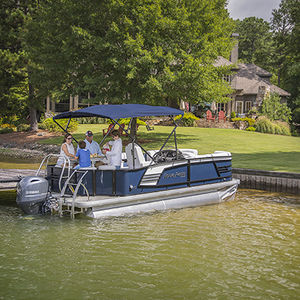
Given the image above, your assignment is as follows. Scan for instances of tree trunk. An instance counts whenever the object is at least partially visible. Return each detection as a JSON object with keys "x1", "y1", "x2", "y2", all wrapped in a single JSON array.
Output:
[
  {"x1": 130, "y1": 117, "x2": 137, "y2": 140},
  {"x1": 29, "y1": 106, "x2": 38, "y2": 131},
  {"x1": 28, "y1": 81, "x2": 38, "y2": 131},
  {"x1": 168, "y1": 98, "x2": 179, "y2": 109}
]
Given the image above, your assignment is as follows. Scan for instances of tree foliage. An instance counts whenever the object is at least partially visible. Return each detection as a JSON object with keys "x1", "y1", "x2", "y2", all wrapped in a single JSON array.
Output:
[
  {"x1": 261, "y1": 92, "x2": 291, "y2": 122},
  {"x1": 235, "y1": 17, "x2": 274, "y2": 72},
  {"x1": 271, "y1": 0, "x2": 300, "y2": 123},
  {"x1": 0, "y1": 0, "x2": 41, "y2": 130},
  {"x1": 26, "y1": 0, "x2": 235, "y2": 108}
]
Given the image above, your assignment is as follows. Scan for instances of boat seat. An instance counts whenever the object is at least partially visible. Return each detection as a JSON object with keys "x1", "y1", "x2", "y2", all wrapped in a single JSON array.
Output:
[
  {"x1": 144, "y1": 149, "x2": 198, "y2": 161},
  {"x1": 125, "y1": 143, "x2": 151, "y2": 169},
  {"x1": 179, "y1": 149, "x2": 198, "y2": 159}
]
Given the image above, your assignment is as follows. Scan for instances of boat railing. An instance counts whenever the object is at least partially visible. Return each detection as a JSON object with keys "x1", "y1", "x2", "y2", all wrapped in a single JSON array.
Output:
[
  {"x1": 59, "y1": 169, "x2": 89, "y2": 218},
  {"x1": 36, "y1": 154, "x2": 71, "y2": 192}
]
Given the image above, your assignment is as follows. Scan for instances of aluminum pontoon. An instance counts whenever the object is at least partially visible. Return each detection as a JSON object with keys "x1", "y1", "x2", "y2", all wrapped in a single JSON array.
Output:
[{"x1": 16, "y1": 104, "x2": 239, "y2": 218}]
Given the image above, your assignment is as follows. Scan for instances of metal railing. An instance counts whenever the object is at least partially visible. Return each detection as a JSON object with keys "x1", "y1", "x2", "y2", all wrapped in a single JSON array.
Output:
[
  {"x1": 59, "y1": 169, "x2": 90, "y2": 219},
  {"x1": 36, "y1": 154, "x2": 71, "y2": 192}
]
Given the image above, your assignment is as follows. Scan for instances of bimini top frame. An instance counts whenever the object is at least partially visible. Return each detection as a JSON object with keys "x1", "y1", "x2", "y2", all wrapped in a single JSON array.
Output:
[{"x1": 53, "y1": 104, "x2": 184, "y2": 165}]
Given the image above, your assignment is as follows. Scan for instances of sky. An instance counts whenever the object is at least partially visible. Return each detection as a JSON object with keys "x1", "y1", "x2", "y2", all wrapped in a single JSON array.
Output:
[{"x1": 227, "y1": 0, "x2": 282, "y2": 21}]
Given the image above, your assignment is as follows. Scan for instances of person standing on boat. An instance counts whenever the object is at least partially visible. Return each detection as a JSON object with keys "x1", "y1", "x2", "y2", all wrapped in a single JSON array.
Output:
[
  {"x1": 56, "y1": 133, "x2": 76, "y2": 167},
  {"x1": 83, "y1": 130, "x2": 102, "y2": 156},
  {"x1": 103, "y1": 130, "x2": 122, "y2": 169},
  {"x1": 74, "y1": 140, "x2": 91, "y2": 169}
]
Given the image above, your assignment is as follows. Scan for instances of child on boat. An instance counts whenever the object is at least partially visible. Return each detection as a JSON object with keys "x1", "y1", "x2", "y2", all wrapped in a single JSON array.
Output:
[{"x1": 74, "y1": 140, "x2": 91, "y2": 169}]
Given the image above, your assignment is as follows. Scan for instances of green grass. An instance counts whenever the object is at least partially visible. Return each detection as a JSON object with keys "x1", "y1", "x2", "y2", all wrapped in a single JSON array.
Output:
[{"x1": 39, "y1": 125, "x2": 300, "y2": 173}]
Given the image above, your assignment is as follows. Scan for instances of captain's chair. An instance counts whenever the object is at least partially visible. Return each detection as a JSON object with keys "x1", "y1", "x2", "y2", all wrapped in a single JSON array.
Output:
[{"x1": 125, "y1": 143, "x2": 151, "y2": 169}]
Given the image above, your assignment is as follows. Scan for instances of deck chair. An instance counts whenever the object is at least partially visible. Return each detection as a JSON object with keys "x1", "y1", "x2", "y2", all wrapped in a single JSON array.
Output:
[
  {"x1": 218, "y1": 110, "x2": 226, "y2": 122},
  {"x1": 206, "y1": 110, "x2": 215, "y2": 122},
  {"x1": 102, "y1": 124, "x2": 114, "y2": 137}
]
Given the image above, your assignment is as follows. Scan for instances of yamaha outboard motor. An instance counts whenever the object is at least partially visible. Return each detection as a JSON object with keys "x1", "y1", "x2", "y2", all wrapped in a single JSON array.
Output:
[{"x1": 16, "y1": 176, "x2": 49, "y2": 214}]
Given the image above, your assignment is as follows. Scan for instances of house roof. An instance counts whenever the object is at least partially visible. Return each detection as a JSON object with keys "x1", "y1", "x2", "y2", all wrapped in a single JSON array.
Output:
[
  {"x1": 231, "y1": 63, "x2": 290, "y2": 96},
  {"x1": 214, "y1": 56, "x2": 290, "y2": 97},
  {"x1": 213, "y1": 56, "x2": 234, "y2": 67}
]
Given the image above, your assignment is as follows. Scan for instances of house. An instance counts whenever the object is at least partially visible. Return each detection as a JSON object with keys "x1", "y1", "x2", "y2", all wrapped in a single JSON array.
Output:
[{"x1": 214, "y1": 35, "x2": 290, "y2": 116}]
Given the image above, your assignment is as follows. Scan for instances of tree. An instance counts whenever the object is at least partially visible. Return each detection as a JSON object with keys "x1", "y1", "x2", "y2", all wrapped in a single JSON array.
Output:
[
  {"x1": 235, "y1": 17, "x2": 274, "y2": 72},
  {"x1": 271, "y1": 0, "x2": 300, "y2": 123},
  {"x1": 26, "y1": 0, "x2": 235, "y2": 108},
  {"x1": 0, "y1": 0, "x2": 40, "y2": 130},
  {"x1": 261, "y1": 92, "x2": 291, "y2": 122}
]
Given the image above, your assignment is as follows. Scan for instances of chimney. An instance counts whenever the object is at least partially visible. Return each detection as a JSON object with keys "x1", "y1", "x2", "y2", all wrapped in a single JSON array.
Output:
[{"x1": 230, "y1": 33, "x2": 239, "y2": 63}]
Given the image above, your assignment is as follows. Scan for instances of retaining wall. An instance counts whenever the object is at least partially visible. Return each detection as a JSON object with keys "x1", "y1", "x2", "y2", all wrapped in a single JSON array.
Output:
[{"x1": 232, "y1": 168, "x2": 300, "y2": 195}]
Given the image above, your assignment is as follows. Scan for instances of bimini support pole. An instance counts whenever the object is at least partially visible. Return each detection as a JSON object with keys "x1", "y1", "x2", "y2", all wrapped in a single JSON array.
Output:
[
  {"x1": 99, "y1": 119, "x2": 119, "y2": 146},
  {"x1": 172, "y1": 114, "x2": 183, "y2": 159},
  {"x1": 158, "y1": 114, "x2": 183, "y2": 154},
  {"x1": 53, "y1": 117, "x2": 79, "y2": 144}
]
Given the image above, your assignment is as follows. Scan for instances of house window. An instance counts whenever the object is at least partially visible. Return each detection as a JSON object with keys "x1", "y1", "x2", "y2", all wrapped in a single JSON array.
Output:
[
  {"x1": 245, "y1": 101, "x2": 252, "y2": 113},
  {"x1": 236, "y1": 101, "x2": 243, "y2": 115}
]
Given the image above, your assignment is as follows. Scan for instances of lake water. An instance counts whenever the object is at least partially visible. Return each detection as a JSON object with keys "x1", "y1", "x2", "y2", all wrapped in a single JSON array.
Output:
[{"x1": 0, "y1": 189, "x2": 299, "y2": 300}]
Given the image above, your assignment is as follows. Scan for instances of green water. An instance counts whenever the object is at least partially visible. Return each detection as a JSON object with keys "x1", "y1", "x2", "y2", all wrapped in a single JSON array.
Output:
[{"x1": 0, "y1": 190, "x2": 299, "y2": 300}]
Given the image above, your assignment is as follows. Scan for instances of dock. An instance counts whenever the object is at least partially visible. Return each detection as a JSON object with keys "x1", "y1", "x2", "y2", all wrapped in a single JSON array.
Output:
[{"x1": 0, "y1": 169, "x2": 36, "y2": 190}]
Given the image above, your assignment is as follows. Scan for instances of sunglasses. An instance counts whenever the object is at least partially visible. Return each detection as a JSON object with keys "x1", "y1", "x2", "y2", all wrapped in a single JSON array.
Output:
[{"x1": 67, "y1": 137, "x2": 72, "y2": 140}]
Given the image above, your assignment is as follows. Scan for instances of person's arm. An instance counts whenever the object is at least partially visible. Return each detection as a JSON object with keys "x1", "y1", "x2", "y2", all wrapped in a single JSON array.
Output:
[{"x1": 62, "y1": 144, "x2": 76, "y2": 158}]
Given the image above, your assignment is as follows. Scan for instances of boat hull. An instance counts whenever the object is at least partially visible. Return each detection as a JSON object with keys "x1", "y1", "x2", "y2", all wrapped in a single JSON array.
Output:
[{"x1": 84, "y1": 179, "x2": 239, "y2": 218}]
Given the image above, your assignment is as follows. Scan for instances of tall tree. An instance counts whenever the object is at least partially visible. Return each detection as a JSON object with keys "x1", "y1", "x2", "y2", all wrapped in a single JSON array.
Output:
[
  {"x1": 271, "y1": 0, "x2": 300, "y2": 123},
  {"x1": 235, "y1": 17, "x2": 274, "y2": 72},
  {"x1": 0, "y1": 0, "x2": 41, "y2": 130},
  {"x1": 27, "y1": 0, "x2": 235, "y2": 108}
]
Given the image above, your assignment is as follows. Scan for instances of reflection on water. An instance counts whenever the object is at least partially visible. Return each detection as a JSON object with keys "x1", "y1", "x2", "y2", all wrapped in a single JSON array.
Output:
[{"x1": 0, "y1": 190, "x2": 299, "y2": 299}]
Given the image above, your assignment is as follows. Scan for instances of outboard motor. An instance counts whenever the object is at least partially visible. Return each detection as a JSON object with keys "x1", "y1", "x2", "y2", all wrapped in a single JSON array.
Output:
[{"x1": 16, "y1": 176, "x2": 49, "y2": 214}]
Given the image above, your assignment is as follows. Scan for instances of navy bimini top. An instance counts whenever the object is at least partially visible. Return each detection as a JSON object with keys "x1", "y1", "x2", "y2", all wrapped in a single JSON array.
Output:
[{"x1": 53, "y1": 104, "x2": 184, "y2": 120}]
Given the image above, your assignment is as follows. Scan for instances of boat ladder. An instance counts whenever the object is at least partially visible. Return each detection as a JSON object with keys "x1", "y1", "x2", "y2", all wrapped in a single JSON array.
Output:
[{"x1": 59, "y1": 170, "x2": 90, "y2": 218}]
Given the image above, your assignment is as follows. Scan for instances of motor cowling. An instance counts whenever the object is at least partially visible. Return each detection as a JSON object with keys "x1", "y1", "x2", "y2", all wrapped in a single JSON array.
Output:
[{"x1": 16, "y1": 176, "x2": 49, "y2": 215}]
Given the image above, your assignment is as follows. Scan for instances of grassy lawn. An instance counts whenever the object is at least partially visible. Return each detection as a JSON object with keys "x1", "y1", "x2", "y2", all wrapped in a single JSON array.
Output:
[{"x1": 39, "y1": 124, "x2": 300, "y2": 173}]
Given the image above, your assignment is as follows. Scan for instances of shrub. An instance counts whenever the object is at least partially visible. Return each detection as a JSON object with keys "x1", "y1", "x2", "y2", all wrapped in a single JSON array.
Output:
[
  {"x1": 246, "y1": 126, "x2": 256, "y2": 131},
  {"x1": 38, "y1": 122, "x2": 47, "y2": 130},
  {"x1": 231, "y1": 117, "x2": 255, "y2": 126},
  {"x1": 255, "y1": 117, "x2": 291, "y2": 136},
  {"x1": 230, "y1": 111, "x2": 236, "y2": 120},
  {"x1": 77, "y1": 117, "x2": 105, "y2": 124},
  {"x1": 262, "y1": 92, "x2": 292, "y2": 122},
  {"x1": 16, "y1": 124, "x2": 30, "y2": 132},
  {"x1": 174, "y1": 112, "x2": 199, "y2": 127},
  {"x1": 107, "y1": 118, "x2": 147, "y2": 126},
  {"x1": 0, "y1": 123, "x2": 16, "y2": 130},
  {"x1": 231, "y1": 117, "x2": 255, "y2": 130},
  {"x1": 41, "y1": 117, "x2": 78, "y2": 132},
  {"x1": 0, "y1": 127, "x2": 14, "y2": 134},
  {"x1": 275, "y1": 121, "x2": 291, "y2": 136}
]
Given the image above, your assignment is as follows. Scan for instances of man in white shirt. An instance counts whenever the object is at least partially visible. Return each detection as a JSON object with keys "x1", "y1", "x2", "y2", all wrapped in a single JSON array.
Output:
[
  {"x1": 84, "y1": 131, "x2": 102, "y2": 156},
  {"x1": 103, "y1": 130, "x2": 122, "y2": 169}
]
